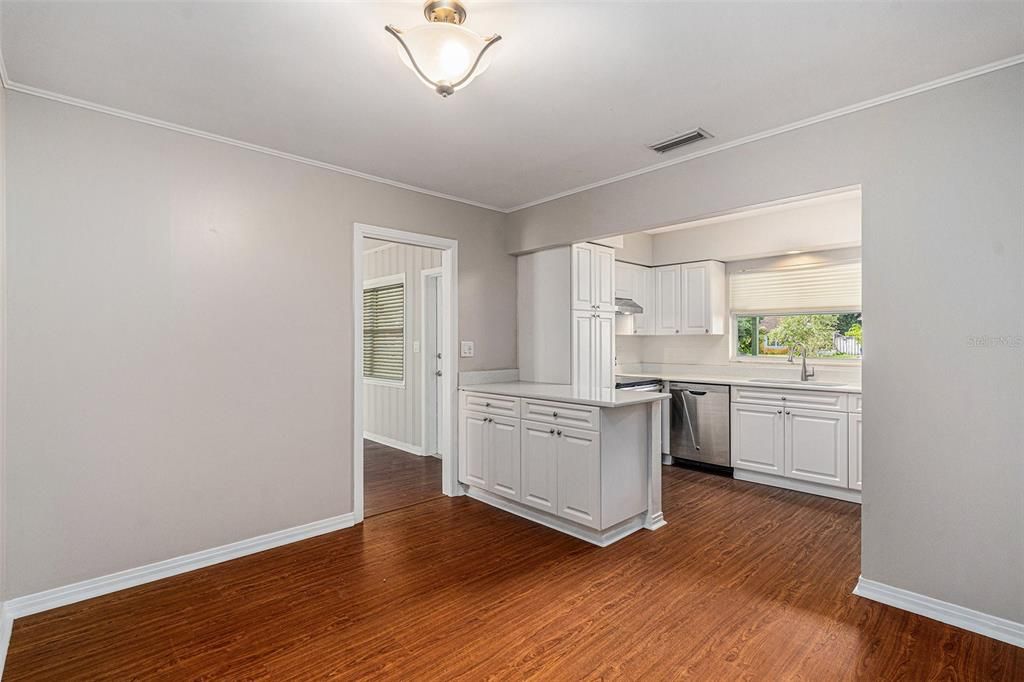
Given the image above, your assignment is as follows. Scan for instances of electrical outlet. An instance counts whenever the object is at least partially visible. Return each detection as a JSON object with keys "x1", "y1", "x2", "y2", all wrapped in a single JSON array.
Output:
[
  {"x1": 460, "y1": 341, "x2": 475, "y2": 358},
  {"x1": 413, "y1": 341, "x2": 420, "y2": 353}
]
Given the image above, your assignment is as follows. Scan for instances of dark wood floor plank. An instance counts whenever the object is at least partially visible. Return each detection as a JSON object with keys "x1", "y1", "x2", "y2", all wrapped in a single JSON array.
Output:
[
  {"x1": 5, "y1": 466, "x2": 1021, "y2": 680},
  {"x1": 363, "y1": 438, "x2": 443, "y2": 517}
]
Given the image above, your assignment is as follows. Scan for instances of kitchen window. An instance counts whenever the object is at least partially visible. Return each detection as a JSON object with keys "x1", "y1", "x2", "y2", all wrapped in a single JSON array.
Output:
[
  {"x1": 735, "y1": 312, "x2": 863, "y2": 359},
  {"x1": 730, "y1": 258, "x2": 862, "y2": 361},
  {"x1": 363, "y1": 274, "x2": 406, "y2": 384}
]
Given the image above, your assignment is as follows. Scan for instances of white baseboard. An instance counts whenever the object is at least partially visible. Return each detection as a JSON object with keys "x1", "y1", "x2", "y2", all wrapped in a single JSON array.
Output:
[
  {"x1": 733, "y1": 468, "x2": 862, "y2": 504},
  {"x1": 3, "y1": 513, "x2": 356, "y2": 621},
  {"x1": 0, "y1": 604, "x2": 13, "y2": 679},
  {"x1": 466, "y1": 487, "x2": 645, "y2": 547},
  {"x1": 854, "y1": 576, "x2": 1024, "y2": 648},
  {"x1": 363, "y1": 432, "x2": 424, "y2": 456}
]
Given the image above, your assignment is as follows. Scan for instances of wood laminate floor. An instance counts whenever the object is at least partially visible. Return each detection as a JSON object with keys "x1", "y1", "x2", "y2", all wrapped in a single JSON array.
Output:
[
  {"x1": 6, "y1": 466, "x2": 1022, "y2": 680},
  {"x1": 363, "y1": 439, "x2": 443, "y2": 517}
]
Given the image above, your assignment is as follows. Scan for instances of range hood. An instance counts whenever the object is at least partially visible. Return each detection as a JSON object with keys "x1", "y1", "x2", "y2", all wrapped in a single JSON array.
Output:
[{"x1": 615, "y1": 297, "x2": 644, "y2": 315}]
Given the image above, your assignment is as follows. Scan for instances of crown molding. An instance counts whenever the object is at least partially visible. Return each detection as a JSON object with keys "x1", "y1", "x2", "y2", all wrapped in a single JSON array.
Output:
[
  {"x1": 0, "y1": 77, "x2": 505, "y2": 214},
  {"x1": 0, "y1": 36, "x2": 1022, "y2": 215},
  {"x1": 504, "y1": 53, "x2": 1024, "y2": 213}
]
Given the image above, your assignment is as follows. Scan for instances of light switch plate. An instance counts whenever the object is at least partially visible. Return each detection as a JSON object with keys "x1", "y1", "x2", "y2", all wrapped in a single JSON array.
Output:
[
  {"x1": 460, "y1": 341, "x2": 475, "y2": 358},
  {"x1": 412, "y1": 341, "x2": 420, "y2": 353}
]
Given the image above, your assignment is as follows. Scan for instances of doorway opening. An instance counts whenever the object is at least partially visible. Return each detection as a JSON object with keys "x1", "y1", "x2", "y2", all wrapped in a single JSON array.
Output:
[{"x1": 353, "y1": 224, "x2": 459, "y2": 522}]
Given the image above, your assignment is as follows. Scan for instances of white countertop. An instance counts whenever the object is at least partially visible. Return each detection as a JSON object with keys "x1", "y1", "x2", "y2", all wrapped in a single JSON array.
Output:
[
  {"x1": 460, "y1": 382, "x2": 669, "y2": 408},
  {"x1": 617, "y1": 372, "x2": 861, "y2": 393}
]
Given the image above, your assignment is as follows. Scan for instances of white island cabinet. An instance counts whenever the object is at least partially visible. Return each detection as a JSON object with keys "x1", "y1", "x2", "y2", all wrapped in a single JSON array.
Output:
[{"x1": 459, "y1": 383, "x2": 669, "y2": 546}]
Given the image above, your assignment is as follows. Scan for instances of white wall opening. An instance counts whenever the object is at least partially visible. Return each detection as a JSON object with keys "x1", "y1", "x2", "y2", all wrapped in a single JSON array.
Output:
[{"x1": 353, "y1": 224, "x2": 459, "y2": 524}]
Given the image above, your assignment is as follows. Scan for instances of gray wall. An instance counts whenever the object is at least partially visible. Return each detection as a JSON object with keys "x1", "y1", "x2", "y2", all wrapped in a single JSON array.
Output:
[
  {"x1": 4, "y1": 92, "x2": 514, "y2": 598},
  {"x1": 362, "y1": 242, "x2": 442, "y2": 450},
  {"x1": 647, "y1": 193, "x2": 861, "y2": 265},
  {"x1": 0, "y1": 86, "x2": 6, "y2": 601},
  {"x1": 508, "y1": 66, "x2": 1024, "y2": 623}
]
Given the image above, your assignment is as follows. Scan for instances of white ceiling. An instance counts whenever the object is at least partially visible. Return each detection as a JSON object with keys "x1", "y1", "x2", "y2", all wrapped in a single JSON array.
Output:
[{"x1": 3, "y1": 1, "x2": 1022, "y2": 211}]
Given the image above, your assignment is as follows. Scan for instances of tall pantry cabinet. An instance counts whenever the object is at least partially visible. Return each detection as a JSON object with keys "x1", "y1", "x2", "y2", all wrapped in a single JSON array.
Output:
[{"x1": 517, "y1": 243, "x2": 616, "y2": 388}]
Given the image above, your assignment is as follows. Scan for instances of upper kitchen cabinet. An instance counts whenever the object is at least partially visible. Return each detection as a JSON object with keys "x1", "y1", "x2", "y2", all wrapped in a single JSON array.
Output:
[
  {"x1": 654, "y1": 265, "x2": 682, "y2": 335},
  {"x1": 651, "y1": 260, "x2": 726, "y2": 336},
  {"x1": 615, "y1": 262, "x2": 655, "y2": 336},
  {"x1": 571, "y1": 243, "x2": 616, "y2": 312},
  {"x1": 681, "y1": 261, "x2": 727, "y2": 335}
]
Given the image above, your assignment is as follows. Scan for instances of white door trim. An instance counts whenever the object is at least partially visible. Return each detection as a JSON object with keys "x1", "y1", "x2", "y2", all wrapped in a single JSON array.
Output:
[
  {"x1": 420, "y1": 267, "x2": 443, "y2": 458},
  {"x1": 353, "y1": 224, "x2": 459, "y2": 523}
]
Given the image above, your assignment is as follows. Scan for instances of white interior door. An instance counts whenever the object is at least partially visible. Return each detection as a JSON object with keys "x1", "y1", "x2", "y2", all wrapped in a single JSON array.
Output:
[{"x1": 423, "y1": 271, "x2": 442, "y2": 457}]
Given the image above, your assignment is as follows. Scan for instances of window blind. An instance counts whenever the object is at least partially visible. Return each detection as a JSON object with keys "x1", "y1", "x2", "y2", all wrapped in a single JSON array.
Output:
[
  {"x1": 730, "y1": 260, "x2": 861, "y2": 314},
  {"x1": 363, "y1": 282, "x2": 405, "y2": 382}
]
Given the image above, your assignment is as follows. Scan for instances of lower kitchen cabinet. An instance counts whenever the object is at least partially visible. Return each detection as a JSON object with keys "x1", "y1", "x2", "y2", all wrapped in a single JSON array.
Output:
[
  {"x1": 460, "y1": 411, "x2": 489, "y2": 488},
  {"x1": 459, "y1": 391, "x2": 652, "y2": 539},
  {"x1": 730, "y1": 387, "x2": 862, "y2": 503},
  {"x1": 730, "y1": 403, "x2": 784, "y2": 474},
  {"x1": 784, "y1": 408, "x2": 848, "y2": 488},
  {"x1": 521, "y1": 419, "x2": 559, "y2": 513},
  {"x1": 849, "y1": 412, "x2": 863, "y2": 491},
  {"x1": 555, "y1": 425, "x2": 602, "y2": 529},
  {"x1": 459, "y1": 410, "x2": 521, "y2": 501},
  {"x1": 488, "y1": 414, "x2": 522, "y2": 500}
]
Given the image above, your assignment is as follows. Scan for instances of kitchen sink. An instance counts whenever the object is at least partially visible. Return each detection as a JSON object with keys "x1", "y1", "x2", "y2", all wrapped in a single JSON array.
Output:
[{"x1": 747, "y1": 378, "x2": 847, "y2": 387}]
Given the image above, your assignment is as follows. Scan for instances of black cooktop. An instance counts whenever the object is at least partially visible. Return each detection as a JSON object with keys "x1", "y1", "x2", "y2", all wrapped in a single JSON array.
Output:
[{"x1": 614, "y1": 375, "x2": 662, "y2": 389}]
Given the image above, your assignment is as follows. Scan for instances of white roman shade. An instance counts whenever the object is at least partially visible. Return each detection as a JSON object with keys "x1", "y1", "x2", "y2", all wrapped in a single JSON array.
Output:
[
  {"x1": 730, "y1": 260, "x2": 861, "y2": 314},
  {"x1": 363, "y1": 278, "x2": 405, "y2": 382}
]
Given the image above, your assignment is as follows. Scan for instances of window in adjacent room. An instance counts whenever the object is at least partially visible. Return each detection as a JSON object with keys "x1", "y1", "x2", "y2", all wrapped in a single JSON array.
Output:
[
  {"x1": 731, "y1": 258, "x2": 862, "y2": 360},
  {"x1": 363, "y1": 274, "x2": 406, "y2": 383}
]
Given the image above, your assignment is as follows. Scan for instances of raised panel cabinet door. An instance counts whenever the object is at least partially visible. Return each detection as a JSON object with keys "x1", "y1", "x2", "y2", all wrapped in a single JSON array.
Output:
[
  {"x1": 634, "y1": 268, "x2": 657, "y2": 335},
  {"x1": 593, "y1": 312, "x2": 616, "y2": 389},
  {"x1": 681, "y1": 262, "x2": 709, "y2": 334},
  {"x1": 849, "y1": 412, "x2": 863, "y2": 491},
  {"x1": 785, "y1": 408, "x2": 849, "y2": 487},
  {"x1": 556, "y1": 426, "x2": 602, "y2": 529},
  {"x1": 521, "y1": 419, "x2": 559, "y2": 513},
  {"x1": 594, "y1": 245, "x2": 617, "y2": 311},
  {"x1": 655, "y1": 265, "x2": 682, "y2": 335},
  {"x1": 487, "y1": 415, "x2": 522, "y2": 500},
  {"x1": 571, "y1": 310, "x2": 595, "y2": 388},
  {"x1": 614, "y1": 261, "x2": 635, "y2": 299},
  {"x1": 730, "y1": 403, "x2": 784, "y2": 474},
  {"x1": 571, "y1": 244, "x2": 594, "y2": 310},
  {"x1": 459, "y1": 411, "x2": 489, "y2": 488}
]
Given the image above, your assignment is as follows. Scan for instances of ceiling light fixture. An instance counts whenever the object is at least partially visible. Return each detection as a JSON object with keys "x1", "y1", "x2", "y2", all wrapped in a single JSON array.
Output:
[{"x1": 385, "y1": 1, "x2": 502, "y2": 98}]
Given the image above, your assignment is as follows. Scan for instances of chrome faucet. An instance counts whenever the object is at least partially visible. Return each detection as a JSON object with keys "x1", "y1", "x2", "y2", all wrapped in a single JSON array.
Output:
[{"x1": 788, "y1": 344, "x2": 816, "y2": 382}]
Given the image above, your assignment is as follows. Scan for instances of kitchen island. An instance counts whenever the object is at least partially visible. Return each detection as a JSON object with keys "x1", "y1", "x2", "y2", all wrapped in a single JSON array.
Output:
[{"x1": 458, "y1": 382, "x2": 669, "y2": 546}]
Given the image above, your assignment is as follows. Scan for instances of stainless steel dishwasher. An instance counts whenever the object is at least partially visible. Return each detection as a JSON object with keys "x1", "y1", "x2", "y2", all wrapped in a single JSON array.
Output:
[{"x1": 669, "y1": 383, "x2": 731, "y2": 473}]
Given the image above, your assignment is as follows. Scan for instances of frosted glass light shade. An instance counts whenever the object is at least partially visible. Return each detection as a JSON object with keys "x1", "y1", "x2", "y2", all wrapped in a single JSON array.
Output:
[{"x1": 391, "y1": 23, "x2": 500, "y2": 96}]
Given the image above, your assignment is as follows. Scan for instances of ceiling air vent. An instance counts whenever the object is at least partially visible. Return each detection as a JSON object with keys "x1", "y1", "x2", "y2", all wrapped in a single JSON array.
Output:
[{"x1": 648, "y1": 128, "x2": 713, "y2": 154}]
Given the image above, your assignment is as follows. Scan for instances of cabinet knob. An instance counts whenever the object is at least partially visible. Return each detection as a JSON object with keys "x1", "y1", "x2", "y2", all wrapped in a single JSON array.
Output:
[
  {"x1": 675, "y1": 329, "x2": 680, "y2": 334},
  {"x1": 777, "y1": 409, "x2": 782, "y2": 414},
  {"x1": 785, "y1": 410, "x2": 791, "y2": 415},
  {"x1": 552, "y1": 411, "x2": 558, "y2": 418},
  {"x1": 549, "y1": 429, "x2": 555, "y2": 435},
  {"x1": 780, "y1": 396, "x2": 786, "y2": 401},
  {"x1": 705, "y1": 328, "x2": 709, "y2": 334},
  {"x1": 557, "y1": 430, "x2": 563, "y2": 436},
  {"x1": 484, "y1": 402, "x2": 491, "y2": 407}
]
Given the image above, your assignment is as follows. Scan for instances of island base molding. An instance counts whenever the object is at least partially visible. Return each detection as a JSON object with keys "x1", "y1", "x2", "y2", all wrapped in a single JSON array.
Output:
[{"x1": 466, "y1": 487, "x2": 648, "y2": 547}]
